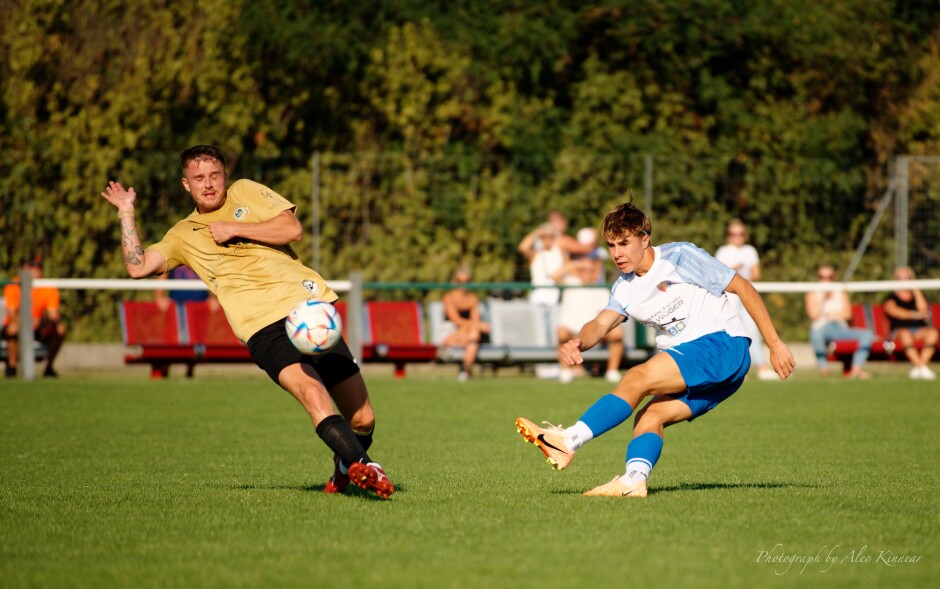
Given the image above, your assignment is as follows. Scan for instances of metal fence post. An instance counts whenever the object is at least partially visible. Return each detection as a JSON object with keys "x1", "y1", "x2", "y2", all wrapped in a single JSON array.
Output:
[
  {"x1": 844, "y1": 176, "x2": 897, "y2": 282},
  {"x1": 643, "y1": 154, "x2": 654, "y2": 221},
  {"x1": 311, "y1": 151, "x2": 321, "y2": 271},
  {"x1": 18, "y1": 269, "x2": 36, "y2": 381},
  {"x1": 347, "y1": 272, "x2": 363, "y2": 363},
  {"x1": 895, "y1": 155, "x2": 910, "y2": 270}
]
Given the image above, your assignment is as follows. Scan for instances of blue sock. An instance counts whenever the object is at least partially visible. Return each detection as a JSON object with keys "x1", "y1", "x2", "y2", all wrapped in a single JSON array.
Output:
[
  {"x1": 577, "y1": 394, "x2": 634, "y2": 438},
  {"x1": 624, "y1": 432, "x2": 664, "y2": 481}
]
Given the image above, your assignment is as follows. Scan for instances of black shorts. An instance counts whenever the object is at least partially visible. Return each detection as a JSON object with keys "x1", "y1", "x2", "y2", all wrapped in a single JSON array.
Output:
[{"x1": 247, "y1": 317, "x2": 360, "y2": 388}]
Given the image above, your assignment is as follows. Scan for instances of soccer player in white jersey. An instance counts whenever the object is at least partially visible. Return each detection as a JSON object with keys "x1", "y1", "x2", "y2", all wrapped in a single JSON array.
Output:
[{"x1": 516, "y1": 202, "x2": 795, "y2": 497}]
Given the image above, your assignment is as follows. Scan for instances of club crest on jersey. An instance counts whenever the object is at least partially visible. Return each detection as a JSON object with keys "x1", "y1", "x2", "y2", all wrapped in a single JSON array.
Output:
[
  {"x1": 667, "y1": 321, "x2": 686, "y2": 336},
  {"x1": 233, "y1": 207, "x2": 248, "y2": 221},
  {"x1": 302, "y1": 280, "x2": 319, "y2": 296},
  {"x1": 657, "y1": 281, "x2": 672, "y2": 292}
]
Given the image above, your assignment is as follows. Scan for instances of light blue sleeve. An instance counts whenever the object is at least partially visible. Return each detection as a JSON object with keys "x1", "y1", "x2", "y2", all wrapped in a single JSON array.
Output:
[
  {"x1": 660, "y1": 242, "x2": 735, "y2": 297},
  {"x1": 604, "y1": 275, "x2": 630, "y2": 317}
]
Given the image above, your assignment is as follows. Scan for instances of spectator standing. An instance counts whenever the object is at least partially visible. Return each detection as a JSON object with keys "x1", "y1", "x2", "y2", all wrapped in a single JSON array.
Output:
[
  {"x1": 556, "y1": 258, "x2": 624, "y2": 384},
  {"x1": 805, "y1": 264, "x2": 873, "y2": 379},
  {"x1": 714, "y1": 219, "x2": 775, "y2": 380},
  {"x1": 571, "y1": 227, "x2": 608, "y2": 285},
  {"x1": 883, "y1": 267, "x2": 937, "y2": 380},
  {"x1": 519, "y1": 211, "x2": 595, "y2": 262},
  {"x1": 3, "y1": 257, "x2": 66, "y2": 378},
  {"x1": 518, "y1": 213, "x2": 599, "y2": 379},
  {"x1": 546, "y1": 211, "x2": 590, "y2": 256},
  {"x1": 518, "y1": 223, "x2": 567, "y2": 306}
]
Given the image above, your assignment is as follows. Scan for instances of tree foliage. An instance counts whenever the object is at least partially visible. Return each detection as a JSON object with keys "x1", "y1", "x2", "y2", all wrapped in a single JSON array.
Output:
[{"x1": 2, "y1": 0, "x2": 939, "y2": 340}]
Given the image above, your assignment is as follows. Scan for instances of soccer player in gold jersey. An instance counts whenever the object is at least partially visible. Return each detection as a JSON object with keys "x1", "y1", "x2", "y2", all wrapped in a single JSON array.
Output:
[{"x1": 101, "y1": 145, "x2": 394, "y2": 498}]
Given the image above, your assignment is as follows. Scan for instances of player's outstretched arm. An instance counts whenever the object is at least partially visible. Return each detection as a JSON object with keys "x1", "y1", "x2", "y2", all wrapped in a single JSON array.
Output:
[
  {"x1": 726, "y1": 274, "x2": 796, "y2": 379},
  {"x1": 561, "y1": 309, "x2": 624, "y2": 366},
  {"x1": 100, "y1": 181, "x2": 167, "y2": 279},
  {"x1": 206, "y1": 210, "x2": 302, "y2": 246}
]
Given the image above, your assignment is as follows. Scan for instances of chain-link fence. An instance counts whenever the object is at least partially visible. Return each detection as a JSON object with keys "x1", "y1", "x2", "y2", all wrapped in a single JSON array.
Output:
[{"x1": 897, "y1": 156, "x2": 940, "y2": 275}]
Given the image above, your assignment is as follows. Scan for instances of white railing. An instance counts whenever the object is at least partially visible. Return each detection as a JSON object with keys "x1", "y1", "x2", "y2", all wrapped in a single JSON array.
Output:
[
  {"x1": 13, "y1": 273, "x2": 360, "y2": 381},
  {"x1": 12, "y1": 273, "x2": 940, "y2": 380}
]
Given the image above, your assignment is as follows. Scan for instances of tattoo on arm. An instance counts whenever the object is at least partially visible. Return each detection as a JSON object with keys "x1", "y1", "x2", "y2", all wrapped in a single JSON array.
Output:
[
  {"x1": 124, "y1": 246, "x2": 144, "y2": 266},
  {"x1": 119, "y1": 218, "x2": 145, "y2": 267}
]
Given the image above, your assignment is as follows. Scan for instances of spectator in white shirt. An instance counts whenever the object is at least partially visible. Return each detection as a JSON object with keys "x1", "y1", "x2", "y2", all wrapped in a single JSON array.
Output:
[{"x1": 714, "y1": 219, "x2": 775, "y2": 380}]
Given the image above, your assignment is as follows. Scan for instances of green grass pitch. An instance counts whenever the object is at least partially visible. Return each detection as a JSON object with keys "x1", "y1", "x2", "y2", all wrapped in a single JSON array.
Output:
[{"x1": 2, "y1": 370, "x2": 938, "y2": 588}]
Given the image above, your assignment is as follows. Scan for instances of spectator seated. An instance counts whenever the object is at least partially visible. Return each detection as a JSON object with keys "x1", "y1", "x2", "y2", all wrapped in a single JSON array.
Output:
[
  {"x1": 0, "y1": 298, "x2": 49, "y2": 365},
  {"x1": 828, "y1": 302, "x2": 940, "y2": 366},
  {"x1": 428, "y1": 300, "x2": 504, "y2": 366},
  {"x1": 119, "y1": 296, "x2": 661, "y2": 379},
  {"x1": 429, "y1": 297, "x2": 656, "y2": 370}
]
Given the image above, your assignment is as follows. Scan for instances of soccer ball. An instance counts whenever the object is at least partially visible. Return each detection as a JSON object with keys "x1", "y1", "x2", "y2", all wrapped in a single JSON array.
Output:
[{"x1": 285, "y1": 300, "x2": 343, "y2": 355}]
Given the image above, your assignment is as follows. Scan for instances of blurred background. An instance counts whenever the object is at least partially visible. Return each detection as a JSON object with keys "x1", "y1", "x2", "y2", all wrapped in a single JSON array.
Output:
[{"x1": 2, "y1": 0, "x2": 939, "y2": 343}]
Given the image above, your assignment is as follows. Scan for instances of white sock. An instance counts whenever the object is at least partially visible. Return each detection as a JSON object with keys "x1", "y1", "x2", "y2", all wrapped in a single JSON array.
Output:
[
  {"x1": 622, "y1": 459, "x2": 652, "y2": 483},
  {"x1": 563, "y1": 421, "x2": 594, "y2": 452}
]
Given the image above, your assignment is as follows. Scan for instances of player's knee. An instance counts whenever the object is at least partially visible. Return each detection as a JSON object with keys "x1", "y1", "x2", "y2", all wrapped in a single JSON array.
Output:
[
  {"x1": 624, "y1": 362, "x2": 656, "y2": 386},
  {"x1": 350, "y1": 412, "x2": 375, "y2": 433},
  {"x1": 634, "y1": 406, "x2": 667, "y2": 431}
]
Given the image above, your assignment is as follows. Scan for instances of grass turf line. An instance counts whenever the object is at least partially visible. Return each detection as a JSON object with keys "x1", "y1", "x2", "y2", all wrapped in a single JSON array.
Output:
[{"x1": 1, "y1": 372, "x2": 938, "y2": 588}]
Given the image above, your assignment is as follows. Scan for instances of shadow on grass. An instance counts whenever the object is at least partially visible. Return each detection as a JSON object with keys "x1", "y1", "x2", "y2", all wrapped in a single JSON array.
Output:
[
  {"x1": 553, "y1": 481, "x2": 810, "y2": 496},
  {"x1": 233, "y1": 482, "x2": 406, "y2": 501},
  {"x1": 651, "y1": 481, "x2": 809, "y2": 495}
]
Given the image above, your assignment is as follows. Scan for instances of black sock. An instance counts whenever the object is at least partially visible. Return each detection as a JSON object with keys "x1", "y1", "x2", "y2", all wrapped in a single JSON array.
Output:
[
  {"x1": 316, "y1": 415, "x2": 370, "y2": 466},
  {"x1": 354, "y1": 424, "x2": 374, "y2": 454}
]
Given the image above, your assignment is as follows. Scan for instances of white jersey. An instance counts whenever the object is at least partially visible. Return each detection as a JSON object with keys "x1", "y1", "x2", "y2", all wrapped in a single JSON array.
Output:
[
  {"x1": 714, "y1": 243, "x2": 760, "y2": 280},
  {"x1": 605, "y1": 242, "x2": 748, "y2": 350}
]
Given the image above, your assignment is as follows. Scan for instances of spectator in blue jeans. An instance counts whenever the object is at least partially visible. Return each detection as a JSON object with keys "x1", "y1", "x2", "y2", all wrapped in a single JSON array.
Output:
[{"x1": 805, "y1": 264, "x2": 874, "y2": 378}]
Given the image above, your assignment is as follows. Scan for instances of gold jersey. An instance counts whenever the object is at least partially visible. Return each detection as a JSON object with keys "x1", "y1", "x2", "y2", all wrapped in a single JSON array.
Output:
[{"x1": 147, "y1": 179, "x2": 337, "y2": 342}]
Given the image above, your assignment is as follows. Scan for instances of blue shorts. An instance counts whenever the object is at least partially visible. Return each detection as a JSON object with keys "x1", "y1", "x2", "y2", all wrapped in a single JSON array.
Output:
[{"x1": 664, "y1": 332, "x2": 751, "y2": 420}]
